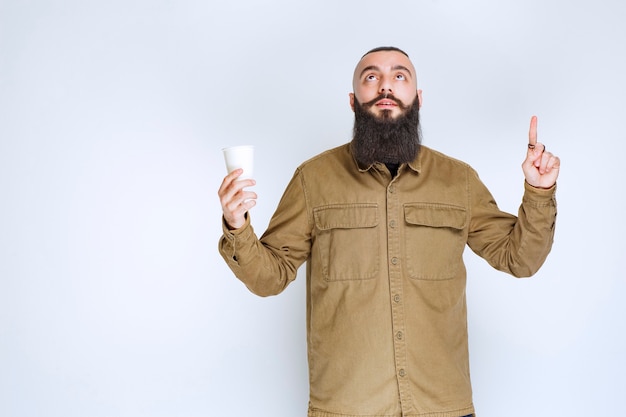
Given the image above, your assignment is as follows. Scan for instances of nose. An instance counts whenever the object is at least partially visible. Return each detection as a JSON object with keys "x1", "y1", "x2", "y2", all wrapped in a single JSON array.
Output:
[{"x1": 379, "y1": 78, "x2": 393, "y2": 96}]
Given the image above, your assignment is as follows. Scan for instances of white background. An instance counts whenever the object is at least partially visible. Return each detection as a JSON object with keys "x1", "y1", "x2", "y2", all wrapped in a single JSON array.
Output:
[{"x1": 1, "y1": 0, "x2": 625, "y2": 416}]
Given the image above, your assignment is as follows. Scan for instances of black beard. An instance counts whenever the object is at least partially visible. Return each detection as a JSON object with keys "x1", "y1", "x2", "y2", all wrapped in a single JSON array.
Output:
[{"x1": 351, "y1": 94, "x2": 422, "y2": 167}]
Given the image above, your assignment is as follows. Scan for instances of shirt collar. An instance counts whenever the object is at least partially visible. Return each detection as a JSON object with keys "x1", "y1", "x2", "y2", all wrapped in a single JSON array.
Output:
[{"x1": 350, "y1": 143, "x2": 423, "y2": 174}]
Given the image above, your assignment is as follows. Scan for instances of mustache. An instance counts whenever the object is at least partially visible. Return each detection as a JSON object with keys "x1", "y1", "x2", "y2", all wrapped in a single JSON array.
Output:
[{"x1": 361, "y1": 93, "x2": 409, "y2": 110}]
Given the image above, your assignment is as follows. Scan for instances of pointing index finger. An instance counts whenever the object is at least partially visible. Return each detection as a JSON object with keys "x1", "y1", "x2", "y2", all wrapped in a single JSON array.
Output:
[{"x1": 528, "y1": 115, "x2": 538, "y2": 149}]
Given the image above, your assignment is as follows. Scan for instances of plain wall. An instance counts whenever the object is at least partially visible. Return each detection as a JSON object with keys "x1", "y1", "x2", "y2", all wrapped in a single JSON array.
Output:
[{"x1": 1, "y1": 0, "x2": 625, "y2": 416}]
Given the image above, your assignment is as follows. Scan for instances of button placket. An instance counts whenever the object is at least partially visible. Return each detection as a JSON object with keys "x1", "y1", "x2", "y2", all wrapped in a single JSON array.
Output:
[{"x1": 386, "y1": 180, "x2": 411, "y2": 413}]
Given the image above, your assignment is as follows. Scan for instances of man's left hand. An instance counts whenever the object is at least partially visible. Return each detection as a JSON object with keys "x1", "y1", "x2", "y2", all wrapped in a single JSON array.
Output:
[{"x1": 522, "y1": 115, "x2": 560, "y2": 188}]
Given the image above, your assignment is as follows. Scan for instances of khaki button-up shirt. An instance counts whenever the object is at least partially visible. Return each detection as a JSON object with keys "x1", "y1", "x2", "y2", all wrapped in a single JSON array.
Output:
[{"x1": 219, "y1": 144, "x2": 557, "y2": 417}]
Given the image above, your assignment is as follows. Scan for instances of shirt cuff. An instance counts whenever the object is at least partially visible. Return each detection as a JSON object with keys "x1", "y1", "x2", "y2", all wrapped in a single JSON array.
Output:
[
  {"x1": 523, "y1": 181, "x2": 557, "y2": 204},
  {"x1": 221, "y1": 213, "x2": 252, "y2": 236}
]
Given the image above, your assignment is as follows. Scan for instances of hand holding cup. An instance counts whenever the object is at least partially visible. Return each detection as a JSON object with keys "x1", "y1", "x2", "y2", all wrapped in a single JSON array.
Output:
[{"x1": 219, "y1": 146, "x2": 257, "y2": 229}]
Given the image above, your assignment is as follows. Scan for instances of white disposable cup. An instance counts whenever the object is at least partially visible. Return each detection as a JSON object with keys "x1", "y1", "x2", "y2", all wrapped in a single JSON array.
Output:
[{"x1": 222, "y1": 145, "x2": 254, "y2": 180}]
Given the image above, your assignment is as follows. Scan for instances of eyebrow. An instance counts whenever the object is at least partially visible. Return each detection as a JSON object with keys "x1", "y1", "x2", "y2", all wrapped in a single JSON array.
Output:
[{"x1": 359, "y1": 65, "x2": 413, "y2": 79}]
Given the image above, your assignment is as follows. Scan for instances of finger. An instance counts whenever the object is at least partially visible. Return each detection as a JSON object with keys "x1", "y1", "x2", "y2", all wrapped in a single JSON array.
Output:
[
  {"x1": 537, "y1": 151, "x2": 558, "y2": 174},
  {"x1": 531, "y1": 142, "x2": 549, "y2": 168},
  {"x1": 222, "y1": 189, "x2": 258, "y2": 229},
  {"x1": 218, "y1": 169, "x2": 238, "y2": 198},
  {"x1": 543, "y1": 154, "x2": 560, "y2": 174},
  {"x1": 218, "y1": 169, "x2": 243, "y2": 194},
  {"x1": 531, "y1": 143, "x2": 547, "y2": 167},
  {"x1": 226, "y1": 189, "x2": 257, "y2": 209},
  {"x1": 220, "y1": 182, "x2": 255, "y2": 212},
  {"x1": 545, "y1": 155, "x2": 560, "y2": 173},
  {"x1": 218, "y1": 170, "x2": 256, "y2": 199},
  {"x1": 528, "y1": 115, "x2": 538, "y2": 149}
]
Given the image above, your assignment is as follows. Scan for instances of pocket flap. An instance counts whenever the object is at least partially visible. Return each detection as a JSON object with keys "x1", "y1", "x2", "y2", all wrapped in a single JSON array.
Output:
[
  {"x1": 314, "y1": 204, "x2": 378, "y2": 230},
  {"x1": 404, "y1": 203, "x2": 467, "y2": 229}
]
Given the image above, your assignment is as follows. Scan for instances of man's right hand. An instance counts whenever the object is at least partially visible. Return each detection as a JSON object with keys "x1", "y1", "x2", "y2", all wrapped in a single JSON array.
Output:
[{"x1": 218, "y1": 169, "x2": 257, "y2": 230}]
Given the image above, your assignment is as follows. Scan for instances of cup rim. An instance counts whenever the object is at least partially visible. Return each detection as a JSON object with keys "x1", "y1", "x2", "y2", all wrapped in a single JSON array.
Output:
[{"x1": 222, "y1": 145, "x2": 254, "y2": 152}]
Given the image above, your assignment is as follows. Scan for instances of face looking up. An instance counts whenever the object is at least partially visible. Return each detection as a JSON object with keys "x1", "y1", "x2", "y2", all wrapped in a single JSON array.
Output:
[{"x1": 350, "y1": 50, "x2": 422, "y2": 120}]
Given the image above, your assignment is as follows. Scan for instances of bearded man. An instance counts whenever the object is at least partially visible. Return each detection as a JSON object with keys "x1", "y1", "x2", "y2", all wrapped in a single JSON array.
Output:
[{"x1": 218, "y1": 46, "x2": 560, "y2": 417}]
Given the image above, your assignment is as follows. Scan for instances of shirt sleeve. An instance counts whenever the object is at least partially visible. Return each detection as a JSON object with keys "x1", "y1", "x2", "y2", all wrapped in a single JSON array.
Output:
[
  {"x1": 467, "y1": 169, "x2": 557, "y2": 278},
  {"x1": 218, "y1": 168, "x2": 313, "y2": 296}
]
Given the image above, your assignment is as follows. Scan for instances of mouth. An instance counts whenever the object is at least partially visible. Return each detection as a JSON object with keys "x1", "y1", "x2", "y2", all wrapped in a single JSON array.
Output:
[{"x1": 375, "y1": 99, "x2": 398, "y2": 109}]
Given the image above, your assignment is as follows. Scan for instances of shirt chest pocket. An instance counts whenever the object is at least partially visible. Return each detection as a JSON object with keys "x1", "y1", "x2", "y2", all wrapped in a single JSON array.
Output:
[
  {"x1": 313, "y1": 204, "x2": 379, "y2": 281},
  {"x1": 404, "y1": 203, "x2": 467, "y2": 280}
]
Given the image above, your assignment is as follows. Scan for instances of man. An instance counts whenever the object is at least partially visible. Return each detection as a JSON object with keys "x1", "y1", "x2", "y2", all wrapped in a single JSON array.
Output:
[{"x1": 218, "y1": 46, "x2": 559, "y2": 417}]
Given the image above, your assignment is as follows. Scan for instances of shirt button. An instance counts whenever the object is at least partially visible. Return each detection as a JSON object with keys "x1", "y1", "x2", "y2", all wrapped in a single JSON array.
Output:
[
  {"x1": 391, "y1": 257, "x2": 399, "y2": 265},
  {"x1": 399, "y1": 369, "x2": 406, "y2": 377},
  {"x1": 388, "y1": 186, "x2": 395, "y2": 194},
  {"x1": 389, "y1": 220, "x2": 396, "y2": 228},
  {"x1": 396, "y1": 331, "x2": 403, "y2": 340},
  {"x1": 393, "y1": 294, "x2": 401, "y2": 303}
]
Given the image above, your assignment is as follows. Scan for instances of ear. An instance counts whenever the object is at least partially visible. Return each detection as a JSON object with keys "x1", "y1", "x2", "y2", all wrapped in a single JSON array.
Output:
[
  {"x1": 417, "y1": 89, "x2": 423, "y2": 109},
  {"x1": 349, "y1": 93, "x2": 355, "y2": 112}
]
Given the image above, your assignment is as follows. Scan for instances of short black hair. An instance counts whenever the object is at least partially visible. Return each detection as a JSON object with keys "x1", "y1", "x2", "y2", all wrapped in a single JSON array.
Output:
[{"x1": 361, "y1": 46, "x2": 409, "y2": 59}]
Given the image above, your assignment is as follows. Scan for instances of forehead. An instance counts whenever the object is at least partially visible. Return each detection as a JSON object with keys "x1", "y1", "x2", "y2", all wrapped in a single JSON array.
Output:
[{"x1": 354, "y1": 50, "x2": 416, "y2": 79}]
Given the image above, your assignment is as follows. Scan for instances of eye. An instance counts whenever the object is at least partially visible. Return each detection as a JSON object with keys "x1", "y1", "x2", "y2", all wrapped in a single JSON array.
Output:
[
  {"x1": 395, "y1": 73, "x2": 406, "y2": 81},
  {"x1": 365, "y1": 74, "x2": 378, "y2": 81}
]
